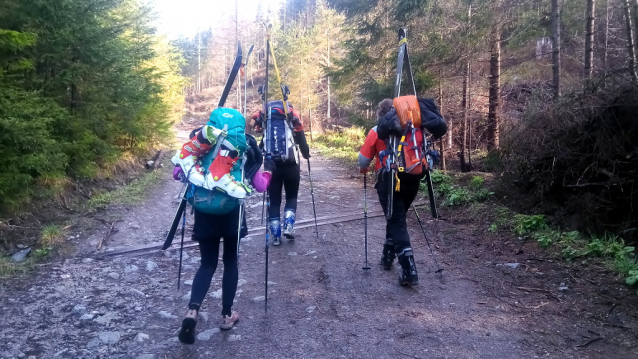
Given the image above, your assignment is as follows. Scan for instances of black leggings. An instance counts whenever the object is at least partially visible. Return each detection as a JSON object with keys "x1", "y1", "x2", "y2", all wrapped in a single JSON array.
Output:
[
  {"x1": 189, "y1": 209, "x2": 242, "y2": 316},
  {"x1": 268, "y1": 161, "x2": 300, "y2": 219},
  {"x1": 376, "y1": 172, "x2": 422, "y2": 252}
]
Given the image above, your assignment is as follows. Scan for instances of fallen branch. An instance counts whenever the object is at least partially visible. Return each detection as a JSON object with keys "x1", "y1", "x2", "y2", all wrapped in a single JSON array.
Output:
[
  {"x1": 575, "y1": 337, "x2": 603, "y2": 348},
  {"x1": 97, "y1": 222, "x2": 116, "y2": 251},
  {"x1": 146, "y1": 149, "x2": 166, "y2": 170},
  {"x1": 397, "y1": 351, "x2": 423, "y2": 359}
]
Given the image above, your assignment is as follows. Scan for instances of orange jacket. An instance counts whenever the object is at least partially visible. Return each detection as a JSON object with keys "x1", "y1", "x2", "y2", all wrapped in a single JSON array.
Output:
[{"x1": 358, "y1": 126, "x2": 386, "y2": 172}]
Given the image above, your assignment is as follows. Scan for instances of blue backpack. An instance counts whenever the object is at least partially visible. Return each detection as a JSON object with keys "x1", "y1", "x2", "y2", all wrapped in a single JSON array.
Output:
[
  {"x1": 187, "y1": 108, "x2": 248, "y2": 215},
  {"x1": 264, "y1": 100, "x2": 297, "y2": 163}
]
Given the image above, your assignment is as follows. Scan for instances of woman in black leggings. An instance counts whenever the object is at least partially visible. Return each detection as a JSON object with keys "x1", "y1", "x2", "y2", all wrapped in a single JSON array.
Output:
[
  {"x1": 177, "y1": 134, "x2": 273, "y2": 344},
  {"x1": 251, "y1": 104, "x2": 310, "y2": 246},
  {"x1": 268, "y1": 160, "x2": 301, "y2": 245}
]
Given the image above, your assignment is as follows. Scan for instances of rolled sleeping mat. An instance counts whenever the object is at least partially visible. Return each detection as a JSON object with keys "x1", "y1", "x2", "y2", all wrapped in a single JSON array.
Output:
[{"x1": 393, "y1": 95, "x2": 421, "y2": 128}]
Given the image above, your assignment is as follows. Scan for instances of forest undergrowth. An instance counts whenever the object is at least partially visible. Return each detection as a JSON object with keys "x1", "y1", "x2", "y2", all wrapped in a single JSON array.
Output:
[{"x1": 316, "y1": 127, "x2": 638, "y2": 296}]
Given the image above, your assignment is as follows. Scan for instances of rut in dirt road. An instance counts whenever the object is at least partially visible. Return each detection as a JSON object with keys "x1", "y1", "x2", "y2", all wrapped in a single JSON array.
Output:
[{"x1": 1, "y1": 154, "x2": 637, "y2": 359}]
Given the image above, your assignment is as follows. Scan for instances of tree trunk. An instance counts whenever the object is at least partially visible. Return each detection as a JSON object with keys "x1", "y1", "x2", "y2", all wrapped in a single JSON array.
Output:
[
  {"x1": 633, "y1": 0, "x2": 638, "y2": 56},
  {"x1": 326, "y1": 28, "x2": 331, "y2": 119},
  {"x1": 623, "y1": 0, "x2": 638, "y2": 82},
  {"x1": 551, "y1": 0, "x2": 561, "y2": 99},
  {"x1": 438, "y1": 70, "x2": 446, "y2": 171},
  {"x1": 603, "y1": 0, "x2": 609, "y2": 73},
  {"x1": 584, "y1": 0, "x2": 595, "y2": 81},
  {"x1": 461, "y1": 62, "x2": 470, "y2": 172},
  {"x1": 197, "y1": 32, "x2": 201, "y2": 93},
  {"x1": 488, "y1": 23, "x2": 501, "y2": 151}
]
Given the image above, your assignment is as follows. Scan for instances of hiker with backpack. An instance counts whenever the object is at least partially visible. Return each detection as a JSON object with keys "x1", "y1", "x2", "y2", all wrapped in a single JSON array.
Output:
[
  {"x1": 358, "y1": 97, "x2": 446, "y2": 286},
  {"x1": 171, "y1": 107, "x2": 274, "y2": 344},
  {"x1": 252, "y1": 100, "x2": 310, "y2": 246}
]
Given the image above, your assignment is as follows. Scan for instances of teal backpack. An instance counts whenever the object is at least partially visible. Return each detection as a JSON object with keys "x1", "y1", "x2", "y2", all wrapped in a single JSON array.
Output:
[{"x1": 187, "y1": 108, "x2": 248, "y2": 215}]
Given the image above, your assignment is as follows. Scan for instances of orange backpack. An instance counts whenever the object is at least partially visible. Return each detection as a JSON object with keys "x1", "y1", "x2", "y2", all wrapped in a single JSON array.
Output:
[{"x1": 393, "y1": 96, "x2": 427, "y2": 175}]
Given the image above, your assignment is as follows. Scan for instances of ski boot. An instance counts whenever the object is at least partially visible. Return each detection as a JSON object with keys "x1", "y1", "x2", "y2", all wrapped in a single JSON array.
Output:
[
  {"x1": 283, "y1": 210, "x2": 296, "y2": 240},
  {"x1": 380, "y1": 238, "x2": 396, "y2": 270},
  {"x1": 171, "y1": 129, "x2": 216, "y2": 187},
  {"x1": 397, "y1": 248, "x2": 418, "y2": 286},
  {"x1": 203, "y1": 148, "x2": 250, "y2": 198},
  {"x1": 172, "y1": 125, "x2": 229, "y2": 186},
  {"x1": 269, "y1": 219, "x2": 282, "y2": 246}
]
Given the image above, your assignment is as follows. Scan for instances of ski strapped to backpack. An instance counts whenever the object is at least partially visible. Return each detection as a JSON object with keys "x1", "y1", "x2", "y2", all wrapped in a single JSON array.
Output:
[
  {"x1": 262, "y1": 25, "x2": 273, "y2": 313},
  {"x1": 262, "y1": 24, "x2": 319, "y2": 237},
  {"x1": 243, "y1": 45, "x2": 254, "y2": 120},
  {"x1": 162, "y1": 41, "x2": 243, "y2": 251},
  {"x1": 383, "y1": 28, "x2": 445, "y2": 219},
  {"x1": 265, "y1": 25, "x2": 300, "y2": 164}
]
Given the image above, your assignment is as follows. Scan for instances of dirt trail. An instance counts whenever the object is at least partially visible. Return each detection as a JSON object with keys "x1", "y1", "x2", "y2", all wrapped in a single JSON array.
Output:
[{"x1": 1, "y1": 122, "x2": 638, "y2": 359}]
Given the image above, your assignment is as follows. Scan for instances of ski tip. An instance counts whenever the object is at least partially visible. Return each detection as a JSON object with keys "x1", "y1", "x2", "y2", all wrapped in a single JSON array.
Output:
[
  {"x1": 435, "y1": 268, "x2": 444, "y2": 274},
  {"x1": 398, "y1": 28, "x2": 407, "y2": 40}
]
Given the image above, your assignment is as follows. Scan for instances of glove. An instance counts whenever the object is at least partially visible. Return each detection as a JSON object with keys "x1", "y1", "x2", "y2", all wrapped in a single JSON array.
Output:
[
  {"x1": 360, "y1": 167, "x2": 369, "y2": 174},
  {"x1": 263, "y1": 157, "x2": 276, "y2": 174},
  {"x1": 173, "y1": 166, "x2": 184, "y2": 181}
]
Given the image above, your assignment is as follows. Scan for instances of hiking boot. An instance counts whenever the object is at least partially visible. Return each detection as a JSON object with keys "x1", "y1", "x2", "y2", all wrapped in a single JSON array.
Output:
[
  {"x1": 269, "y1": 219, "x2": 282, "y2": 246},
  {"x1": 283, "y1": 210, "x2": 296, "y2": 240},
  {"x1": 204, "y1": 149, "x2": 250, "y2": 198},
  {"x1": 397, "y1": 248, "x2": 418, "y2": 286},
  {"x1": 380, "y1": 239, "x2": 396, "y2": 270},
  {"x1": 220, "y1": 310, "x2": 240, "y2": 330},
  {"x1": 178, "y1": 307, "x2": 199, "y2": 344},
  {"x1": 171, "y1": 131, "x2": 214, "y2": 187}
]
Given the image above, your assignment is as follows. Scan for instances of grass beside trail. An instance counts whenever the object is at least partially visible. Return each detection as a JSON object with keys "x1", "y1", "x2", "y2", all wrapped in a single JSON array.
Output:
[
  {"x1": 0, "y1": 245, "x2": 55, "y2": 277},
  {"x1": 429, "y1": 171, "x2": 638, "y2": 294},
  {"x1": 87, "y1": 169, "x2": 164, "y2": 210},
  {"x1": 312, "y1": 127, "x2": 366, "y2": 165}
]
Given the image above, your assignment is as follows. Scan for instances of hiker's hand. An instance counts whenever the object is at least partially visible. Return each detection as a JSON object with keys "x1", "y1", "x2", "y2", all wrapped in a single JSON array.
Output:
[
  {"x1": 360, "y1": 167, "x2": 369, "y2": 174},
  {"x1": 173, "y1": 166, "x2": 185, "y2": 181},
  {"x1": 264, "y1": 157, "x2": 276, "y2": 173},
  {"x1": 301, "y1": 148, "x2": 311, "y2": 159}
]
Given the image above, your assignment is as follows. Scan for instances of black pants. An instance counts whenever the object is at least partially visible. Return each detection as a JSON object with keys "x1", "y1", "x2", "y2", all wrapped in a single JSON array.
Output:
[
  {"x1": 268, "y1": 161, "x2": 300, "y2": 219},
  {"x1": 189, "y1": 209, "x2": 244, "y2": 316},
  {"x1": 376, "y1": 172, "x2": 422, "y2": 252}
]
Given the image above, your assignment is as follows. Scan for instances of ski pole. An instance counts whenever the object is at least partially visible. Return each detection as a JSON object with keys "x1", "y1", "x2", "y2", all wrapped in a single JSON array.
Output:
[
  {"x1": 412, "y1": 204, "x2": 443, "y2": 273},
  {"x1": 177, "y1": 208, "x2": 187, "y2": 289},
  {"x1": 363, "y1": 172, "x2": 370, "y2": 270},
  {"x1": 236, "y1": 164, "x2": 246, "y2": 258},
  {"x1": 423, "y1": 132, "x2": 439, "y2": 219},
  {"x1": 306, "y1": 159, "x2": 319, "y2": 237},
  {"x1": 264, "y1": 30, "x2": 271, "y2": 314},
  {"x1": 260, "y1": 193, "x2": 265, "y2": 225},
  {"x1": 264, "y1": 186, "x2": 270, "y2": 313}
]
